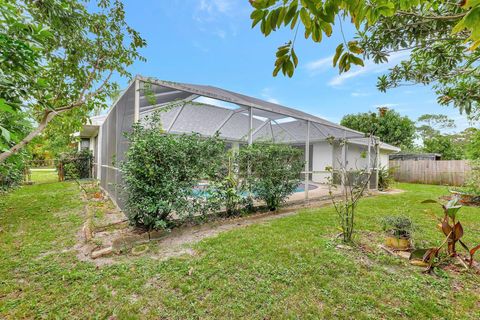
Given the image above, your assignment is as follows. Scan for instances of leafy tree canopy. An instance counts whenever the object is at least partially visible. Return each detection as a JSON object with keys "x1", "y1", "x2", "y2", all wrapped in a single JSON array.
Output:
[
  {"x1": 465, "y1": 128, "x2": 480, "y2": 159},
  {"x1": 416, "y1": 113, "x2": 456, "y2": 140},
  {"x1": 249, "y1": 0, "x2": 480, "y2": 118},
  {"x1": 0, "y1": 0, "x2": 146, "y2": 162},
  {"x1": 340, "y1": 108, "x2": 416, "y2": 150},
  {"x1": 423, "y1": 134, "x2": 464, "y2": 160}
]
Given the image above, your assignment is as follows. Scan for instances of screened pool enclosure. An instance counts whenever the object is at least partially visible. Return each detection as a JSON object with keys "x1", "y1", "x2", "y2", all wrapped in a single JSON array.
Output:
[{"x1": 97, "y1": 75, "x2": 392, "y2": 210}]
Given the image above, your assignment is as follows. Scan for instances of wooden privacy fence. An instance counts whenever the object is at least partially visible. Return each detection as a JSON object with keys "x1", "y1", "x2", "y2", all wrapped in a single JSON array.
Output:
[{"x1": 389, "y1": 160, "x2": 471, "y2": 186}]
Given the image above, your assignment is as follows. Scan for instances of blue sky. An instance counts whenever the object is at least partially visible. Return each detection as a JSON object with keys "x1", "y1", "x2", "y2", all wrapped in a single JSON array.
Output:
[{"x1": 115, "y1": 0, "x2": 476, "y2": 132}]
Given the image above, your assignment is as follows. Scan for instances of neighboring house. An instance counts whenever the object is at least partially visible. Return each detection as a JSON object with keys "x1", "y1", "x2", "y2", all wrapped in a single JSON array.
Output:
[
  {"x1": 76, "y1": 114, "x2": 106, "y2": 178},
  {"x1": 79, "y1": 76, "x2": 400, "y2": 209},
  {"x1": 389, "y1": 153, "x2": 441, "y2": 161}
]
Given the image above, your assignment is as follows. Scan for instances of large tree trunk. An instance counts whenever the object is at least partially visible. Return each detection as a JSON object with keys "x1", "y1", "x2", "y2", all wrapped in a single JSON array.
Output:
[{"x1": 0, "y1": 111, "x2": 56, "y2": 163}]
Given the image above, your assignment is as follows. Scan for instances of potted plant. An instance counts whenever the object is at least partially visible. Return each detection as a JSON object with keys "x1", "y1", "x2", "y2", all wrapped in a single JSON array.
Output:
[{"x1": 381, "y1": 215, "x2": 414, "y2": 250}]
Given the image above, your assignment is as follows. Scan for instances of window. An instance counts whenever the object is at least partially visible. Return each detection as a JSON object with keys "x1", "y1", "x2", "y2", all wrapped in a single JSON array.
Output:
[{"x1": 80, "y1": 138, "x2": 90, "y2": 150}]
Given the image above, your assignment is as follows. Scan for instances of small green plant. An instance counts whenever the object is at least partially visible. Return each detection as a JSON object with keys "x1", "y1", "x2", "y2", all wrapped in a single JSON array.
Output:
[
  {"x1": 378, "y1": 165, "x2": 394, "y2": 191},
  {"x1": 462, "y1": 159, "x2": 480, "y2": 196},
  {"x1": 326, "y1": 136, "x2": 378, "y2": 243},
  {"x1": 210, "y1": 151, "x2": 246, "y2": 216},
  {"x1": 381, "y1": 215, "x2": 414, "y2": 239},
  {"x1": 411, "y1": 197, "x2": 480, "y2": 272}
]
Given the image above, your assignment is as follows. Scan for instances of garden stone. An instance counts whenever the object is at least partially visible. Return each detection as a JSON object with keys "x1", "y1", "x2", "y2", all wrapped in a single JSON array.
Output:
[{"x1": 91, "y1": 246, "x2": 113, "y2": 259}]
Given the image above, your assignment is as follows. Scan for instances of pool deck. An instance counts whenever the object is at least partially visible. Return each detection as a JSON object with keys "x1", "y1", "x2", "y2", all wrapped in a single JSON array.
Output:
[{"x1": 286, "y1": 182, "x2": 340, "y2": 203}]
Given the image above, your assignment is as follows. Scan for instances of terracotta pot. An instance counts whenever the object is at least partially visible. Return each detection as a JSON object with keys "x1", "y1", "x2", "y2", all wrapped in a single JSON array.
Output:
[{"x1": 385, "y1": 236, "x2": 411, "y2": 250}]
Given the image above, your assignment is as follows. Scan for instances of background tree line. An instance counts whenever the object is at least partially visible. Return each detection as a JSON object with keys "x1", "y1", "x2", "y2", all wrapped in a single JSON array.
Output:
[{"x1": 340, "y1": 107, "x2": 479, "y2": 160}]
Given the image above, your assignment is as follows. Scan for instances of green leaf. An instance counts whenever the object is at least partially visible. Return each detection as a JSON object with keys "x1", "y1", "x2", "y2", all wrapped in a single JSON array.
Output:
[
  {"x1": 0, "y1": 99, "x2": 15, "y2": 113},
  {"x1": 321, "y1": 22, "x2": 332, "y2": 37},
  {"x1": 269, "y1": 8, "x2": 280, "y2": 30},
  {"x1": 277, "y1": 7, "x2": 286, "y2": 28},
  {"x1": 273, "y1": 62, "x2": 282, "y2": 77},
  {"x1": 290, "y1": 12, "x2": 299, "y2": 30},
  {"x1": 284, "y1": 2, "x2": 298, "y2": 26},
  {"x1": 251, "y1": 9, "x2": 265, "y2": 28},
  {"x1": 350, "y1": 55, "x2": 364, "y2": 67},
  {"x1": 347, "y1": 40, "x2": 364, "y2": 54},
  {"x1": 333, "y1": 43, "x2": 344, "y2": 67},
  {"x1": 299, "y1": 8, "x2": 311, "y2": 29},
  {"x1": 291, "y1": 48, "x2": 298, "y2": 67},
  {"x1": 1, "y1": 126, "x2": 11, "y2": 142},
  {"x1": 446, "y1": 206, "x2": 462, "y2": 219}
]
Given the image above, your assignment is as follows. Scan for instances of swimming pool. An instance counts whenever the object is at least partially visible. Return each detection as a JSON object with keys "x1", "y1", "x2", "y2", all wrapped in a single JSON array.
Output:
[
  {"x1": 294, "y1": 183, "x2": 318, "y2": 193},
  {"x1": 192, "y1": 183, "x2": 317, "y2": 197}
]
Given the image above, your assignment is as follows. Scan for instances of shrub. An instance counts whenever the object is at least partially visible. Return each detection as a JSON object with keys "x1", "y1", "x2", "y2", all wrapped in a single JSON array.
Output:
[
  {"x1": 58, "y1": 149, "x2": 93, "y2": 180},
  {"x1": 121, "y1": 115, "x2": 225, "y2": 230},
  {"x1": 238, "y1": 143, "x2": 304, "y2": 211},
  {"x1": 0, "y1": 152, "x2": 29, "y2": 193},
  {"x1": 463, "y1": 159, "x2": 480, "y2": 196}
]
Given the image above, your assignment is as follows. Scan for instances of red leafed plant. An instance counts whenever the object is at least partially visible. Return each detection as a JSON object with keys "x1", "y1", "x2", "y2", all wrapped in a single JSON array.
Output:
[{"x1": 410, "y1": 197, "x2": 480, "y2": 273}]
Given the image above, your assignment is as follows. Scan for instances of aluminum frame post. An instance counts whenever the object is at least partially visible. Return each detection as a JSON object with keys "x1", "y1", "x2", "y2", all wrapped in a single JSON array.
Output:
[
  {"x1": 367, "y1": 135, "x2": 371, "y2": 190},
  {"x1": 305, "y1": 121, "x2": 310, "y2": 201},
  {"x1": 134, "y1": 78, "x2": 140, "y2": 122},
  {"x1": 341, "y1": 131, "x2": 347, "y2": 193},
  {"x1": 375, "y1": 142, "x2": 380, "y2": 190},
  {"x1": 248, "y1": 107, "x2": 253, "y2": 145}
]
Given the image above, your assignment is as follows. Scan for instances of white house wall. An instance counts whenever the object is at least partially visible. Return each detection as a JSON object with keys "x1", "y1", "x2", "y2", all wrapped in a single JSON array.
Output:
[
  {"x1": 310, "y1": 140, "x2": 394, "y2": 184},
  {"x1": 346, "y1": 143, "x2": 368, "y2": 170},
  {"x1": 379, "y1": 151, "x2": 390, "y2": 169},
  {"x1": 312, "y1": 142, "x2": 333, "y2": 183}
]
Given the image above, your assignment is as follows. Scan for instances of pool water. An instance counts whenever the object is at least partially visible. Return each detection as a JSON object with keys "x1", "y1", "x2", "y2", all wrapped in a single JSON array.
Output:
[{"x1": 192, "y1": 183, "x2": 317, "y2": 197}]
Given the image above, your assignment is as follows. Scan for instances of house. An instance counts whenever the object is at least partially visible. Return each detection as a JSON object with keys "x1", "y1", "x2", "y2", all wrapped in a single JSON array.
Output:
[{"x1": 79, "y1": 76, "x2": 400, "y2": 209}]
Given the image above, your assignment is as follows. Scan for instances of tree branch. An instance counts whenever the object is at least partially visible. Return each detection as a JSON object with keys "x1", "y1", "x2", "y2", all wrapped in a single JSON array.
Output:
[
  {"x1": 396, "y1": 11, "x2": 466, "y2": 21},
  {"x1": 0, "y1": 69, "x2": 114, "y2": 163}
]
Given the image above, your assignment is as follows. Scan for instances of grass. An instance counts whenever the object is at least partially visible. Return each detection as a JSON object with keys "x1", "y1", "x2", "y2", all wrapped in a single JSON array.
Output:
[
  {"x1": 0, "y1": 179, "x2": 479, "y2": 319},
  {"x1": 29, "y1": 168, "x2": 58, "y2": 184}
]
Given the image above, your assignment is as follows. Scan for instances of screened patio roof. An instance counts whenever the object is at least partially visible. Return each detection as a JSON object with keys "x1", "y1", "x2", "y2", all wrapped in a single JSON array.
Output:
[{"x1": 135, "y1": 75, "x2": 367, "y2": 144}]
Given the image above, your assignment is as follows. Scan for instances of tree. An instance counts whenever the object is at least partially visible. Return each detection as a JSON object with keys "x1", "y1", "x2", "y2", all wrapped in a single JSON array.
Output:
[
  {"x1": 0, "y1": 0, "x2": 146, "y2": 163},
  {"x1": 249, "y1": 0, "x2": 480, "y2": 118},
  {"x1": 465, "y1": 128, "x2": 480, "y2": 159},
  {"x1": 340, "y1": 108, "x2": 416, "y2": 150},
  {"x1": 423, "y1": 134, "x2": 464, "y2": 160},
  {"x1": 416, "y1": 114, "x2": 456, "y2": 141}
]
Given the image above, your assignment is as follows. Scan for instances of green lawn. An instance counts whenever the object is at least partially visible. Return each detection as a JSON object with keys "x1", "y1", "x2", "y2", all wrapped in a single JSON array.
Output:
[
  {"x1": 1, "y1": 180, "x2": 479, "y2": 319},
  {"x1": 30, "y1": 168, "x2": 58, "y2": 184}
]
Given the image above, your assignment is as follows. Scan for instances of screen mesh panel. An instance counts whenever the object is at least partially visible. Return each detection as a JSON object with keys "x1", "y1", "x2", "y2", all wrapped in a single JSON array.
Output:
[
  {"x1": 97, "y1": 77, "x2": 387, "y2": 211},
  {"x1": 99, "y1": 82, "x2": 135, "y2": 210}
]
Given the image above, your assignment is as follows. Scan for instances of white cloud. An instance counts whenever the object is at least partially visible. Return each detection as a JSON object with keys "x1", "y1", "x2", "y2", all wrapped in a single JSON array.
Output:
[
  {"x1": 266, "y1": 98, "x2": 280, "y2": 104},
  {"x1": 351, "y1": 91, "x2": 370, "y2": 97},
  {"x1": 213, "y1": 29, "x2": 226, "y2": 39},
  {"x1": 199, "y1": 0, "x2": 232, "y2": 14},
  {"x1": 373, "y1": 103, "x2": 400, "y2": 109},
  {"x1": 305, "y1": 55, "x2": 333, "y2": 74},
  {"x1": 328, "y1": 51, "x2": 410, "y2": 87},
  {"x1": 194, "y1": 0, "x2": 237, "y2": 38},
  {"x1": 261, "y1": 87, "x2": 281, "y2": 105},
  {"x1": 313, "y1": 113, "x2": 340, "y2": 124},
  {"x1": 195, "y1": 0, "x2": 233, "y2": 21}
]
